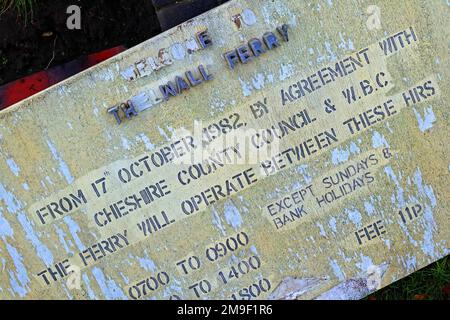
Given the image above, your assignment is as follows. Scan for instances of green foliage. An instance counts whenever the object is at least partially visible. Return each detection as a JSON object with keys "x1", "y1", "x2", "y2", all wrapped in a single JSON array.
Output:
[
  {"x1": 0, "y1": 55, "x2": 7, "y2": 66},
  {"x1": 368, "y1": 256, "x2": 449, "y2": 300},
  {"x1": 0, "y1": 0, "x2": 36, "y2": 24}
]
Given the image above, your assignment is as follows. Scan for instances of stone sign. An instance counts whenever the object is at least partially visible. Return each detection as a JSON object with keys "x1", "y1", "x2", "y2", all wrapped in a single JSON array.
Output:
[{"x1": 0, "y1": 0, "x2": 448, "y2": 299}]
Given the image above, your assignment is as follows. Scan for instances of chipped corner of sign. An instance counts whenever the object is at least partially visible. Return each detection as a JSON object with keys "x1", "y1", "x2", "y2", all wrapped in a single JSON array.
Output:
[
  {"x1": 315, "y1": 261, "x2": 390, "y2": 300},
  {"x1": 267, "y1": 261, "x2": 390, "y2": 300}
]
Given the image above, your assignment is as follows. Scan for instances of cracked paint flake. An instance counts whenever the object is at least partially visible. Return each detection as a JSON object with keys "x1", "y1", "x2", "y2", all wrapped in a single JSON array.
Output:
[
  {"x1": 6, "y1": 158, "x2": 20, "y2": 176},
  {"x1": 413, "y1": 106, "x2": 436, "y2": 132},
  {"x1": 91, "y1": 267, "x2": 127, "y2": 300},
  {"x1": 224, "y1": 201, "x2": 243, "y2": 230},
  {"x1": 46, "y1": 140, "x2": 74, "y2": 184}
]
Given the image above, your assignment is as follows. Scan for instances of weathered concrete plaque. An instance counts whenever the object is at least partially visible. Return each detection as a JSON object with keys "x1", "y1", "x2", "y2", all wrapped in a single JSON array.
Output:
[{"x1": 0, "y1": 0, "x2": 448, "y2": 300}]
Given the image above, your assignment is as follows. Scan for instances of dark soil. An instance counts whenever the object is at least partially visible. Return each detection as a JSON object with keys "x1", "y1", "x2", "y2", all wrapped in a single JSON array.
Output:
[{"x1": 0, "y1": 0, "x2": 161, "y2": 85}]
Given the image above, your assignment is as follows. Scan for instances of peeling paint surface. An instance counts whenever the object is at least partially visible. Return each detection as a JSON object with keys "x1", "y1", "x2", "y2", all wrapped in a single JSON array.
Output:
[{"x1": 0, "y1": 0, "x2": 448, "y2": 300}]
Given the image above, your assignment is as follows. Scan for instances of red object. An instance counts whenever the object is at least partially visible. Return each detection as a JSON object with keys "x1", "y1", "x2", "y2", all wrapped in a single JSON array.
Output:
[
  {"x1": 442, "y1": 283, "x2": 450, "y2": 296},
  {"x1": 0, "y1": 45, "x2": 126, "y2": 110}
]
